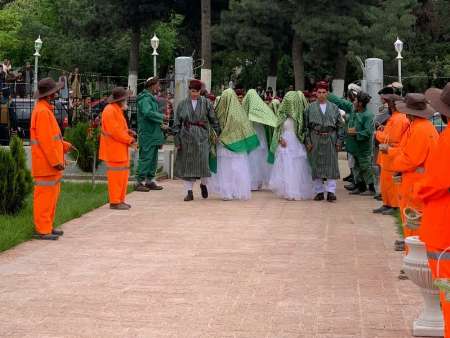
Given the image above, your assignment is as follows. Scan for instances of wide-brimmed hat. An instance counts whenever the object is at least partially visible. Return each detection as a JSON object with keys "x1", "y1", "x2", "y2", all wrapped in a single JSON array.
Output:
[
  {"x1": 107, "y1": 87, "x2": 131, "y2": 103},
  {"x1": 395, "y1": 93, "x2": 435, "y2": 119},
  {"x1": 33, "y1": 78, "x2": 64, "y2": 99},
  {"x1": 381, "y1": 94, "x2": 403, "y2": 103},
  {"x1": 425, "y1": 83, "x2": 450, "y2": 118}
]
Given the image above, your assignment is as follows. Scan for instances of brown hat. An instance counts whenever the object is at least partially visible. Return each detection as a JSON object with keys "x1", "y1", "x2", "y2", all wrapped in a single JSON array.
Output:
[
  {"x1": 381, "y1": 94, "x2": 403, "y2": 104},
  {"x1": 145, "y1": 76, "x2": 159, "y2": 87},
  {"x1": 395, "y1": 93, "x2": 435, "y2": 119},
  {"x1": 189, "y1": 79, "x2": 203, "y2": 91},
  {"x1": 107, "y1": 87, "x2": 131, "y2": 103},
  {"x1": 33, "y1": 78, "x2": 64, "y2": 99},
  {"x1": 425, "y1": 83, "x2": 450, "y2": 118}
]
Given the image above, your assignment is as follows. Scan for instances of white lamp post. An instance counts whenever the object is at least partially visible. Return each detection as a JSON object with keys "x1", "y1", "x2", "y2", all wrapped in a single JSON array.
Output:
[
  {"x1": 151, "y1": 34, "x2": 159, "y2": 77},
  {"x1": 394, "y1": 37, "x2": 403, "y2": 85},
  {"x1": 33, "y1": 36, "x2": 43, "y2": 93}
]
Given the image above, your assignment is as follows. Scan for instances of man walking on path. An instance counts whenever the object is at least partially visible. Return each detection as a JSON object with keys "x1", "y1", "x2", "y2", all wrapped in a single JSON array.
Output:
[
  {"x1": 304, "y1": 81, "x2": 344, "y2": 202},
  {"x1": 30, "y1": 78, "x2": 74, "y2": 240},
  {"x1": 173, "y1": 79, "x2": 221, "y2": 201},
  {"x1": 135, "y1": 77, "x2": 165, "y2": 192},
  {"x1": 99, "y1": 87, "x2": 136, "y2": 210}
]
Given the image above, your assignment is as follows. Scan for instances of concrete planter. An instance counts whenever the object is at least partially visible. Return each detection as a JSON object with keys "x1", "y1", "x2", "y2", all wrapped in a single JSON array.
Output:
[{"x1": 403, "y1": 236, "x2": 444, "y2": 337}]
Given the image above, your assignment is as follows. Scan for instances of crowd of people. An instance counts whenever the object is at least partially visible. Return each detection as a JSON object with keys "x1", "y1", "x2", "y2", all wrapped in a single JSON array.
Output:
[{"x1": 29, "y1": 74, "x2": 450, "y2": 336}]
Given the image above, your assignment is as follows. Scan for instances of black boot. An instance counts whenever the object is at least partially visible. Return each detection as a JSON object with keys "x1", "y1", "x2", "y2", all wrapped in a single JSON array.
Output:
[
  {"x1": 344, "y1": 183, "x2": 357, "y2": 191},
  {"x1": 314, "y1": 193, "x2": 325, "y2": 201},
  {"x1": 373, "y1": 205, "x2": 390, "y2": 214},
  {"x1": 343, "y1": 173, "x2": 353, "y2": 183},
  {"x1": 349, "y1": 182, "x2": 367, "y2": 195},
  {"x1": 200, "y1": 184, "x2": 208, "y2": 199},
  {"x1": 360, "y1": 183, "x2": 376, "y2": 196},
  {"x1": 52, "y1": 229, "x2": 64, "y2": 236},
  {"x1": 33, "y1": 233, "x2": 59, "y2": 240},
  {"x1": 184, "y1": 190, "x2": 194, "y2": 201},
  {"x1": 135, "y1": 182, "x2": 151, "y2": 192},
  {"x1": 326, "y1": 192, "x2": 337, "y2": 202}
]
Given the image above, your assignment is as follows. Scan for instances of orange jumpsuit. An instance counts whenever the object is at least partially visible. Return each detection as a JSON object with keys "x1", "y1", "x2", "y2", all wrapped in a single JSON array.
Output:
[
  {"x1": 414, "y1": 127, "x2": 450, "y2": 337},
  {"x1": 375, "y1": 111, "x2": 410, "y2": 208},
  {"x1": 30, "y1": 99, "x2": 72, "y2": 235},
  {"x1": 99, "y1": 103, "x2": 134, "y2": 204},
  {"x1": 384, "y1": 118, "x2": 439, "y2": 238}
]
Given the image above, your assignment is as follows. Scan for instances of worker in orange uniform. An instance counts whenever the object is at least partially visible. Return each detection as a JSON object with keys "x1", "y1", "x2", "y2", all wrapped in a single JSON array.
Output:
[
  {"x1": 99, "y1": 87, "x2": 136, "y2": 210},
  {"x1": 414, "y1": 83, "x2": 450, "y2": 338},
  {"x1": 31, "y1": 78, "x2": 74, "y2": 240},
  {"x1": 373, "y1": 93, "x2": 410, "y2": 216},
  {"x1": 382, "y1": 93, "x2": 439, "y2": 239}
]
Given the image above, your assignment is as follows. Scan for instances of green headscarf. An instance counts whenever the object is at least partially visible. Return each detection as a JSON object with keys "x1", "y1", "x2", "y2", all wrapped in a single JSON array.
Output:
[
  {"x1": 214, "y1": 88, "x2": 260, "y2": 153},
  {"x1": 242, "y1": 89, "x2": 278, "y2": 128},
  {"x1": 268, "y1": 91, "x2": 309, "y2": 164}
]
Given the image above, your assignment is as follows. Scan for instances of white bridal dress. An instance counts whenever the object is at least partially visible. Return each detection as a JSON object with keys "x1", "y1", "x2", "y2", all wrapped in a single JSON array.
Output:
[
  {"x1": 209, "y1": 144, "x2": 252, "y2": 200},
  {"x1": 269, "y1": 118, "x2": 314, "y2": 200},
  {"x1": 248, "y1": 123, "x2": 272, "y2": 191}
]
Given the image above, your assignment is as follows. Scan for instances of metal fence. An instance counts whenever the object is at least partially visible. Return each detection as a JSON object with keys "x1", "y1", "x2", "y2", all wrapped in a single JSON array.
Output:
[{"x1": 0, "y1": 76, "x2": 175, "y2": 145}]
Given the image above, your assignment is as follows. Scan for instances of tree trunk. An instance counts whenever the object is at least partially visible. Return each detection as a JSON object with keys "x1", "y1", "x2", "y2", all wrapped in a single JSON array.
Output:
[
  {"x1": 201, "y1": 0, "x2": 212, "y2": 92},
  {"x1": 292, "y1": 34, "x2": 305, "y2": 90},
  {"x1": 128, "y1": 24, "x2": 141, "y2": 96},
  {"x1": 266, "y1": 51, "x2": 278, "y2": 92},
  {"x1": 335, "y1": 49, "x2": 347, "y2": 80}
]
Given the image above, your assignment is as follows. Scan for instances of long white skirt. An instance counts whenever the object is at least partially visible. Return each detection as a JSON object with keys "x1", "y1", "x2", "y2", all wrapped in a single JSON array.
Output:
[
  {"x1": 249, "y1": 123, "x2": 272, "y2": 190},
  {"x1": 209, "y1": 144, "x2": 252, "y2": 200},
  {"x1": 269, "y1": 130, "x2": 314, "y2": 201}
]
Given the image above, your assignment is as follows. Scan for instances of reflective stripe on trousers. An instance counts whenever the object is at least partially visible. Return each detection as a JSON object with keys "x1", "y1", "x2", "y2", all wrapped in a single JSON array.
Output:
[
  {"x1": 106, "y1": 166, "x2": 130, "y2": 172},
  {"x1": 34, "y1": 178, "x2": 62, "y2": 186},
  {"x1": 33, "y1": 175, "x2": 62, "y2": 235}
]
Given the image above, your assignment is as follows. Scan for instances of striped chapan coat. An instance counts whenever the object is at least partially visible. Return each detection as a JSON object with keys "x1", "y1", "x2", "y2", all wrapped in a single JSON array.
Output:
[
  {"x1": 304, "y1": 101, "x2": 345, "y2": 180},
  {"x1": 173, "y1": 96, "x2": 221, "y2": 179}
]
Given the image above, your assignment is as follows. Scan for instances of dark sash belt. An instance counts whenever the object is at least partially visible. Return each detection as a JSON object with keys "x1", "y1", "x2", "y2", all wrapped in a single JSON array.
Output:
[{"x1": 184, "y1": 121, "x2": 207, "y2": 129}]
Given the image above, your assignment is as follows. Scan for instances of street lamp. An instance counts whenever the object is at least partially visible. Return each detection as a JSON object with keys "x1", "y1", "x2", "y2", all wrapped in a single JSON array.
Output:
[
  {"x1": 394, "y1": 37, "x2": 403, "y2": 85},
  {"x1": 151, "y1": 34, "x2": 159, "y2": 77},
  {"x1": 33, "y1": 36, "x2": 43, "y2": 93}
]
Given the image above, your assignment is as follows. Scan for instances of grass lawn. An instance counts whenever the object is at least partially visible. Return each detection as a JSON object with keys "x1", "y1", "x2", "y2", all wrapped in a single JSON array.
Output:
[
  {"x1": 394, "y1": 209, "x2": 404, "y2": 238},
  {"x1": 0, "y1": 182, "x2": 114, "y2": 252}
]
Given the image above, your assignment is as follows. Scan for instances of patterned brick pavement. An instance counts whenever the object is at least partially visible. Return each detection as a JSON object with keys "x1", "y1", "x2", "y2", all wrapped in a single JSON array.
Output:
[{"x1": 0, "y1": 179, "x2": 429, "y2": 337}]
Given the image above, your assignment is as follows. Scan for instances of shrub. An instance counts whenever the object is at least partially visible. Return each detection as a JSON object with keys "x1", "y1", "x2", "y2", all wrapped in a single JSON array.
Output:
[
  {"x1": 0, "y1": 136, "x2": 33, "y2": 215},
  {"x1": 64, "y1": 122, "x2": 101, "y2": 172}
]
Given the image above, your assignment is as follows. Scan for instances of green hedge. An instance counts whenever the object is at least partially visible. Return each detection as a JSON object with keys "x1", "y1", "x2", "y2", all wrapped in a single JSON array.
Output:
[
  {"x1": 0, "y1": 137, "x2": 33, "y2": 215},
  {"x1": 64, "y1": 122, "x2": 101, "y2": 173}
]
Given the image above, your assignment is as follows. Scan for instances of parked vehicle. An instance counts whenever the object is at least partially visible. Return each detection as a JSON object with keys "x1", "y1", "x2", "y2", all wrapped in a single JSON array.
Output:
[{"x1": 0, "y1": 98, "x2": 69, "y2": 145}]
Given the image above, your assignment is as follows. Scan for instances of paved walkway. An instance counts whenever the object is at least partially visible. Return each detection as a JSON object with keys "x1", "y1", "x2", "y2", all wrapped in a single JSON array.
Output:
[{"x1": 0, "y1": 179, "x2": 426, "y2": 337}]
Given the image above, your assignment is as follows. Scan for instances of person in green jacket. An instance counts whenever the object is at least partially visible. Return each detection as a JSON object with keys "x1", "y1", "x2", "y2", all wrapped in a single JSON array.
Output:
[
  {"x1": 329, "y1": 91, "x2": 376, "y2": 195},
  {"x1": 135, "y1": 77, "x2": 165, "y2": 192}
]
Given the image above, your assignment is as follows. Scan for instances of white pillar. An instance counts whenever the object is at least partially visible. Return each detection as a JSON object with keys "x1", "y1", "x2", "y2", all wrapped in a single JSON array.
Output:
[
  {"x1": 266, "y1": 76, "x2": 277, "y2": 94},
  {"x1": 174, "y1": 57, "x2": 193, "y2": 111},
  {"x1": 332, "y1": 79, "x2": 345, "y2": 97},
  {"x1": 128, "y1": 72, "x2": 138, "y2": 96},
  {"x1": 201, "y1": 69, "x2": 212, "y2": 93},
  {"x1": 365, "y1": 58, "x2": 383, "y2": 114}
]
